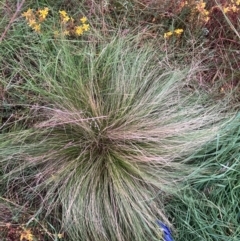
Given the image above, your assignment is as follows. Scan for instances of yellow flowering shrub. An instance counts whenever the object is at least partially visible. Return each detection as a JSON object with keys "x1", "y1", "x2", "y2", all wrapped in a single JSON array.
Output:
[{"x1": 22, "y1": 8, "x2": 90, "y2": 38}]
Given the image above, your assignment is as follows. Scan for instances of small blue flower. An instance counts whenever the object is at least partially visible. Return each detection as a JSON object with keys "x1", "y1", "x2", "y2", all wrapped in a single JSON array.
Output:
[{"x1": 157, "y1": 220, "x2": 174, "y2": 241}]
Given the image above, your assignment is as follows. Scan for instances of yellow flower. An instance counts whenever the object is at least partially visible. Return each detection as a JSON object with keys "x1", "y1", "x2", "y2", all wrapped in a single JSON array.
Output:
[
  {"x1": 54, "y1": 30, "x2": 59, "y2": 37},
  {"x1": 22, "y1": 8, "x2": 34, "y2": 20},
  {"x1": 164, "y1": 31, "x2": 173, "y2": 38},
  {"x1": 20, "y1": 228, "x2": 34, "y2": 241},
  {"x1": 57, "y1": 233, "x2": 64, "y2": 239},
  {"x1": 59, "y1": 10, "x2": 70, "y2": 22},
  {"x1": 196, "y1": 0, "x2": 206, "y2": 12},
  {"x1": 28, "y1": 18, "x2": 36, "y2": 27},
  {"x1": 59, "y1": 10, "x2": 68, "y2": 17},
  {"x1": 63, "y1": 30, "x2": 70, "y2": 36},
  {"x1": 236, "y1": 0, "x2": 240, "y2": 5},
  {"x1": 38, "y1": 7, "x2": 49, "y2": 20},
  {"x1": 223, "y1": 7, "x2": 230, "y2": 13},
  {"x1": 82, "y1": 23, "x2": 90, "y2": 31},
  {"x1": 32, "y1": 24, "x2": 41, "y2": 33},
  {"x1": 174, "y1": 28, "x2": 184, "y2": 36},
  {"x1": 62, "y1": 16, "x2": 70, "y2": 23},
  {"x1": 59, "y1": 10, "x2": 70, "y2": 23},
  {"x1": 80, "y1": 16, "x2": 87, "y2": 24},
  {"x1": 203, "y1": 16, "x2": 210, "y2": 22},
  {"x1": 230, "y1": 4, "x2": 238, "y2": 12},
  {"x1": 75, "y1": 26, "x2": 84, "y2": 36},
  {"x1": 203, "y1": 9, "x2": 209, "y2": 16}
]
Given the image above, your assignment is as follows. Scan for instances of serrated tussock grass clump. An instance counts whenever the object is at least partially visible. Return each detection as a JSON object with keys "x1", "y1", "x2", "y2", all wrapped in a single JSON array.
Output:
[{"x1": 0, "y1": 37, "x2": 229, "y2": 241}]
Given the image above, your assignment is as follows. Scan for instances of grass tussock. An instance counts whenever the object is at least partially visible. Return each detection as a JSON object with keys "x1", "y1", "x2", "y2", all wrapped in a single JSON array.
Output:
[
  {"x1": 0, "y1": 36, "x2": 232, "y2": 240},
  {"x1": 0, "y1": 0, "x2": 240, "y2": 240}
]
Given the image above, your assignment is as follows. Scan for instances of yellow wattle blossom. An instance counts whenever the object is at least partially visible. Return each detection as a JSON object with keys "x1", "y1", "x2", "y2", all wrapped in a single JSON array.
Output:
[
  {"x1": 174, "y1": 28, "x2": 184, "y2": 36},
  {"x1": 82, "y1": 23, "x2": 90, "y2": 31},
  {"x1": 164, "y1": 31, "x2": 173, "y2": 38},
  {"x1": 38, "y1": 7, "x2": 49, "y2": 20},
  {"x1": 75, "y1": 26, "x2": 84, "y2": 36},
  {"x1": 80, "y1": 16, "x2": 87, "y2": 24}
]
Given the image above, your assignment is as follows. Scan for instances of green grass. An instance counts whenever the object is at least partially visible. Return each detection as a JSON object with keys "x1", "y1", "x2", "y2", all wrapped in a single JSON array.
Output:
[
  {"x1": 166, "y1": 113, "x2": 240, "y2": 240},
  {"x1": 0, "y1": 1, "x2": 240, "y2": 241}
]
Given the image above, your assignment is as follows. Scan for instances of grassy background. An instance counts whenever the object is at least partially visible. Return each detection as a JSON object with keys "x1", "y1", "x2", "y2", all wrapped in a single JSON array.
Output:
[{"x1": 0, "y1": 0, "x2": 240, "y2": 241}]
